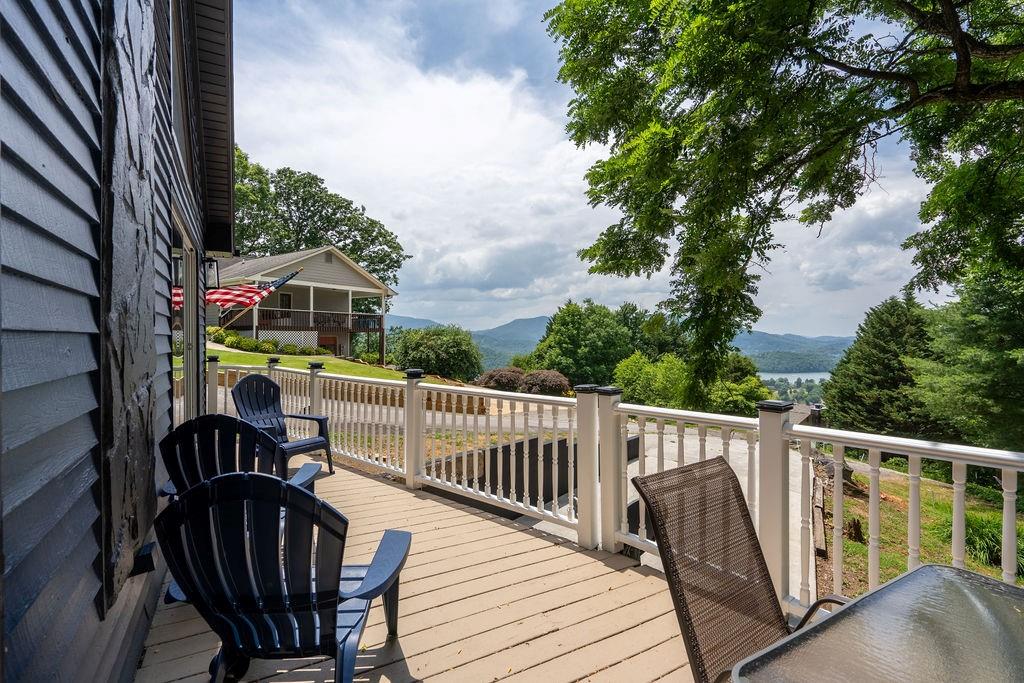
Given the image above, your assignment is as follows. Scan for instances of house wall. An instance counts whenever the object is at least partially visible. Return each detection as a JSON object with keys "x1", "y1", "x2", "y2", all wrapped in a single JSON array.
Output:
[
  {"x1": 0, "y1": 0, "x2": 208, "y2": 680},
  {"x1": 266, "y1": 251, "x2": 384, "y2": 291}
]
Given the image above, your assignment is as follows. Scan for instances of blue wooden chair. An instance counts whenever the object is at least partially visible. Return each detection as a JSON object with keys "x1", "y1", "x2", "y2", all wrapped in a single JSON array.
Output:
[
  {"x1": 232, "y1": 373, "x2": 335, "y2": 474},
  {"x1": 155, "y1": 472, "x2": 411, "y2": 683},
  {"x1": 158, "y1": 414, "x2": 322, "y2": 604}
]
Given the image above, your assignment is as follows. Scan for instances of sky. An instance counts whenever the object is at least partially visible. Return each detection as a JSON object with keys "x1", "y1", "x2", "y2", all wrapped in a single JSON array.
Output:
[{"x1": 233, "y1": 0, "x2": 947, "y2": 336}]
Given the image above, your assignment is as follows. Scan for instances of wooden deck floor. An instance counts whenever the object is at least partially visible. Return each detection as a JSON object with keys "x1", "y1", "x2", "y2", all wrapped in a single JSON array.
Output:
[{"x1": 135, "y1": 459, "x2": 691, "y2": 682}]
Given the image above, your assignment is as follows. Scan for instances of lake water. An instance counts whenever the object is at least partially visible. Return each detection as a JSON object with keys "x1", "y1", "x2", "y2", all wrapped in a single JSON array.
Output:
[{"x1": 758, "y1": 371, "x2": 831, "y2": 383}]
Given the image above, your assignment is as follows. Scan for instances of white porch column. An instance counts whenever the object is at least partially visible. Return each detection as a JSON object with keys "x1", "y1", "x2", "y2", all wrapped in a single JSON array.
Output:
[
  {"x1": 597, "y1": 386, "x2": 624, "y2": 552},
  {"x1": 309, "y1": 285, "x2": 315, "y2": 329},
  {"x1": 404, "y1": 369, "x2": 424, "y2": 488},
  {"x1": 757, "y1": 399, "x2": 794, "y2": 603},
  {"x1": 574, "y1": 384, "x2": 600, "y2": 549}
]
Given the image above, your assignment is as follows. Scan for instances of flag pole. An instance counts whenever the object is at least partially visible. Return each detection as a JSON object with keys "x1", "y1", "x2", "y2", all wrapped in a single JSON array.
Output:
[{"x1": 217, "y1": 267, "x2": 303, "y2": 330}]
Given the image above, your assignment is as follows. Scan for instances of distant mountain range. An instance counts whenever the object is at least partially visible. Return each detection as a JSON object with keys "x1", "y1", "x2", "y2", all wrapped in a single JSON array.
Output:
[
  {"x1": 386, "y1": 314, "x2": 550, "y2": 369},
  {"x1": 386, "y1": 314, "x2": 854, "y2": 371}
]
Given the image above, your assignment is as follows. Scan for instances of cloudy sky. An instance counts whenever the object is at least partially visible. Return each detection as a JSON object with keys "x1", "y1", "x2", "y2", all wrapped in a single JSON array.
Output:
[{"x1": 233, "y1": 0, "x2": 943, "y2": 336}]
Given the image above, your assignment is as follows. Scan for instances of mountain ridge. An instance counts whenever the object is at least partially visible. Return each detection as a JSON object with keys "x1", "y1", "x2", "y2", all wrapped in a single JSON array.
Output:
[{"x1": 385, "y1": 314, "x2": 854, "y2": 371}]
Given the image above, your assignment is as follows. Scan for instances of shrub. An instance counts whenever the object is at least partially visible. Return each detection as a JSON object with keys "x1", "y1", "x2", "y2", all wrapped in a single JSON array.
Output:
[
  {"x1": 391, "y1": 325, "x2": 483, "y2": 382},
  {"x1": 223, "y1": 335, "x2": 241, "y2": 349},
  {"x1": 316, "y1": 346, "x2": 333, "y2": 356},
  {"x1": 280, "y1": 343, "x2": 299, "y2": 355},
  {"x1": 476, "y1": 367, "x2": 527, "y2": 392},
  {"x1": 298, "y1": 346, "x2": 316, "y2": 355},
  {"x1": 936, "y1": 511, "x2": 1024, "y2": 577},
  {"x1": 522, "y1": 370, "x2": 571, "y2": 397},
  {"x1": 210, "y1": 329, "x2": 227, "y2": 344},
  {"x1": 206, "y1": 325, "x2": 224, "y2": 337},
  {"x1": 237, "y1": 337, "x2": 260, "y2": 352},
  {"x1": 258, "y1": 341, "x2": 277, "y2": 354},
  {"x1": 359, "y1": 351, "x2": 380, "y2": 364}
]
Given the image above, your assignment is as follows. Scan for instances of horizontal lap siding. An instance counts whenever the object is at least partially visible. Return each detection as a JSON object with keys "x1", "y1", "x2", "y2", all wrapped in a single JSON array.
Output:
[{"x1": 0, "y1": 0, "x2": 161, "y2": 680}]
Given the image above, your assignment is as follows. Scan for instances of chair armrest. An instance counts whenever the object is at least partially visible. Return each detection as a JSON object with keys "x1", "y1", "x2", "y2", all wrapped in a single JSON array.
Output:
[
  {"x1": 339, "y1": 530, "x2": 411, "y2": 601},
  {"x1": 793, "y1": 594, "x2": 850, "y2": 631},
  {"x1": 159, "y1": 480, "x2": 177, "y2": 497},
  {"x1": 287, "y1": 462, "x2": 322, "y2": 492},
  {"x1": 285, "y1": 414, "x2": 329, "y2": 438}
]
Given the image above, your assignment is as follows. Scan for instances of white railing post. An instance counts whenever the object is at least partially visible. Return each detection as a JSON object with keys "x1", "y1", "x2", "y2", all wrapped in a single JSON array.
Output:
[
  {"x1": 206, "y1": 355, "x2": 219, "y2": 414},
  {"x1": 597, "y1": 386, "x2": 623, "y2": 552},
  {"x1": 757, "y1": 400, "x2": 793, "y2": 603},
  {"x1": 574, "y1": 384, "x2": 600, "y2": 549},
  {"x1": 404, "y1": 369, "x2": 424, "y2": 489},
  {"x1": 308, "y1": 362, "x2": 323, "y2": 416}
]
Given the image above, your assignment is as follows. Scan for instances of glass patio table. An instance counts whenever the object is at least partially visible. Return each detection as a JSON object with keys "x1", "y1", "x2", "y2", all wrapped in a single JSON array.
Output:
[{"x1": 733, "y1": 564, "x2": 1024, "y2": 682}]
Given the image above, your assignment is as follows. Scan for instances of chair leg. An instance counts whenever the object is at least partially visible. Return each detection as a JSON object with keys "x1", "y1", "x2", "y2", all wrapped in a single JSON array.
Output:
[
  {"x1": 382, "y1": 579, "x2": 400, "y2": 638},
  {"x1": 325, "y1": 444, "x2": 335, "y2": 474},
  {"x1": 334, "y1": 632, "x2": 360, "y2": 683},
  {"x1": 208, "y1": 646, "x2": 249, "y2": 683}
]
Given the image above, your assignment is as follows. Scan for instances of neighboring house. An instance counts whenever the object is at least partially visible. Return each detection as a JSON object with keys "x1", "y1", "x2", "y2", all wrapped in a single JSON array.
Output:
[
  {"x1": 214, "y1": 245, "x2": 395, "y2": 358},
  {"x1": 0, "y1": 1, "x2": 232, "y2": 679}
]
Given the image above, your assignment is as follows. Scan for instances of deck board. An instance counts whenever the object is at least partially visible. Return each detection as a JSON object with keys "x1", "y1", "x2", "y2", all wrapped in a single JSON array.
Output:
[{"x1": 136, "y1": 459, "x2": 691, "y2": 682}]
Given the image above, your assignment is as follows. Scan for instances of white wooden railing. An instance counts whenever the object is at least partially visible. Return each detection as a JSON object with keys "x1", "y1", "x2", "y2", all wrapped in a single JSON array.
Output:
[{"x1": 198, "y1": 360, "x2": 1024, "y2": 617}]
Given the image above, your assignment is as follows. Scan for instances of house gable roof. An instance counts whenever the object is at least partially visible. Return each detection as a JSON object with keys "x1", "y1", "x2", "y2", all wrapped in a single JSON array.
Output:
[{"x1": 219, "y1": 246, "x2": 397, "y2": 295}]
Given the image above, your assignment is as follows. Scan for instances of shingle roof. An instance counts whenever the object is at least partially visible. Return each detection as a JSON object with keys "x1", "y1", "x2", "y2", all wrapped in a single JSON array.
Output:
[{"x1": 218, "y1": 247, "x2": 327, "y2": 280}]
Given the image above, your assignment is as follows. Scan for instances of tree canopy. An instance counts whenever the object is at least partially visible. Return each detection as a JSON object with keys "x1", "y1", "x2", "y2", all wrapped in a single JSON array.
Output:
[
  {"x1": 391, "y1": 325, "x2": 483, "y2": 382},
  {"x1": 823, "y1": 295, "x2": 942, "y2": 438},
  {"x1": 909, "y1": 266, "x2": 1024, "y2": 450},
  {"x1": 520, "y1": 299, "x2": 634, "y2": 385},
  {"x1": 546, "y1": 0, "x2": 1024, "y2": 399},
  {"x1": 234, "y1": 146, "x2": 410, "y2": 286}
]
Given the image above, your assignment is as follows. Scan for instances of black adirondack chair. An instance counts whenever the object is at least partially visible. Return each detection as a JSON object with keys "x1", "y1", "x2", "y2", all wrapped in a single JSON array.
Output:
[
  {"x1": 232, "y1": 373, "x2": 335, "y2": 474},
  {"x1": 155, "y1": 472, "x2": 411, "y2": 683},
  {"x1": 158, "y1": 414, "x2": 322, "y2": 604}
]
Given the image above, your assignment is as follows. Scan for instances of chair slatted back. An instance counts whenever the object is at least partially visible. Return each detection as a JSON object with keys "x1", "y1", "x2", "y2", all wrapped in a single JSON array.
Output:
[
  {"x1": 160, "y1": 414, "x2": 282, "y2": 493},
  {"x1": 154, "y1": 473, "x2": 349, "y2": 657},
  {"x1": 632, "y1": 457, "x2": 789, "y2": 683},
  {"x1": 232, "y1": 374, "x2": 290, "y2": 442}
]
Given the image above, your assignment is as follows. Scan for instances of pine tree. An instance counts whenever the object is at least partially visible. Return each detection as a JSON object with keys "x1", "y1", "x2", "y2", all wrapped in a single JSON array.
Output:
[{"x1": 823, "y1": 296, "x2": 945, "y2": 439}]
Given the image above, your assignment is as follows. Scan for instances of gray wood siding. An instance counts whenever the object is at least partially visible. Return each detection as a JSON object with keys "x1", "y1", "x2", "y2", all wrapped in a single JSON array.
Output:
[
  {"x1": 0, "y1": 0, "x2": 201, "y2": 679},
  {"x1": 266, "y1": 252, "x2": 385, "y2": 291}
]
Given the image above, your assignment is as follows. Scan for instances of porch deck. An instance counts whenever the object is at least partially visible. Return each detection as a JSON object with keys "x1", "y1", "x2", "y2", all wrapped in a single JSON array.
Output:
[{"x1": 136, "y1": 458, "x2": 691, "y2": 682}]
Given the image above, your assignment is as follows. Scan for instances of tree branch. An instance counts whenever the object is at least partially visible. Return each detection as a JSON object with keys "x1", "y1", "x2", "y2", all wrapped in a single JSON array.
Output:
[
  {"x1": 806, "y1": 47, "x2": 921, "y2": 98},
  {"x1": 940, "y1": 0, "x2": 972, "y2": 89},
  {"x1": 965, "y1": 37, "x2": 1024, "y2": 60}
]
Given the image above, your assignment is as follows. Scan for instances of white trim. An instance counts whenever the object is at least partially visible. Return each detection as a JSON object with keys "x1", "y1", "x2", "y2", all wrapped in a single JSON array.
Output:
[
  {"x1": 222, "y1": 245, "x2": 398, "y2": 296},
  {"x1": 220, "y1": 276, "x2": 392, "y2": 296}
]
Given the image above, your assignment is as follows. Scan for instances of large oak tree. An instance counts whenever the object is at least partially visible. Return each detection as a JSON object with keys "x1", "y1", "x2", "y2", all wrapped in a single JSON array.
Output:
[{"x1": 547, "y1": 0, "x2": 1024, "y2": 405}]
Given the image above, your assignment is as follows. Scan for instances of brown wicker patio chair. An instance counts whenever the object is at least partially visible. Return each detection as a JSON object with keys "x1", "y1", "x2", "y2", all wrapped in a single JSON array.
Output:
[{"x1": 633, "y1": 457, "x2": 846, "y2": 683}]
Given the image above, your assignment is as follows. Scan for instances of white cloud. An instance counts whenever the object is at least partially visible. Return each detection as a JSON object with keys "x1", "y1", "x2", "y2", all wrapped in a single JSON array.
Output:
[{"x1": 234, "y1": 1, "x2": 932, "y2": 335}]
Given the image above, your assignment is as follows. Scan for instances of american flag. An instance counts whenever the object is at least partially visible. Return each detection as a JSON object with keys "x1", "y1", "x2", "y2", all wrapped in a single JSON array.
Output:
[{"x1": 171, "y1": 270, "x2": 300, "y2": 310}]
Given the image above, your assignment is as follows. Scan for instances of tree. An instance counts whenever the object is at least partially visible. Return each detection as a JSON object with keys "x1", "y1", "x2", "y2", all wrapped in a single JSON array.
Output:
[
  {"x1": 390, "y1": 326, "x2": 483, "y2": 382},
  {"x1": 546, "y1": 1, "x2": 1024, "y2": 401},
  {"x1": 720, "y1": 352, "x2": 760, "y2": 384},
  {"x1": 909, "y1": 266, "x2": 1024, "y2": 450},
  {"x1": 233, "y1": 145, "x2": 410, "y2": 286},
  {"x1": 614, "y1": 302, "x2": 687, "y2": 358},
  {"x1": 823, "y1": 296, "x2": 943, "y2": 438},
  {"x1": 525, "y1": 300, "x2": 633, "y2": 385}
]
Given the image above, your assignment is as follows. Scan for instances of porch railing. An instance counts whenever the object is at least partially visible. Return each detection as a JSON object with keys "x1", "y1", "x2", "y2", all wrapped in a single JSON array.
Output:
[
  {"x1": 199, "y1": 359, "x2": 1024, "y2": 619},
  {"x1": 220, "y1": 307, "x2": 383, "y2": 333}
]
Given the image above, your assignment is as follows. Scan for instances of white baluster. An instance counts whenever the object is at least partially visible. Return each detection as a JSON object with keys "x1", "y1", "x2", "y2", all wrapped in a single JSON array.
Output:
[
  {"x1": 567, "y1": 406, "x2": 576, "y2": 522},
  {"x1": 551, "y1": 406, "x2": 560, "y2": 516},
  {"x1": 833, "y1": 443, "x2": 845, "y2": 595},
  {"x1": 535, "y1": 403, "x2": 543, "y2": 510},
  {"x1": 908, "y1": 456, "x2": 921, "y2": 570},
  {"x1": 472, "y1": 399, "x2": 480, "y2": 493},
  {"x1": 952, "y1": 461, "x2": 966, "y2": 569},
  {"x1": 676, "y1": 421, "x2": 685, "y2": 466},
  {"x1": 620, "y1": 417, "x2": 629, "y2": 536},
  {"x1": 638, "y1": 416, "x2": 647, "y2": 541},
  {"x1": 698, "y1": 424, "x2": 707, "y2": 461},
  {"x1": 868, "y1": 448, "x2": 881, "y2": 590},
  {"x1": 509, "y1": 400, "x2": 518, "y2": 504},
  {"x1": 1002, "y1": 468, "x2": 1018, "y2": 584},
  {"x1": 746, "y1": 431, "x2": 758, "y2": 520},
  {"x1": 721, "y1": 427, "x2": 732, "y2": 465},
  {"x1": 799, "y1": 438, "x2": 812, "y2": 606},
  {"x1": 656, "y1": 419, "x2": 665, "y2": 474}
]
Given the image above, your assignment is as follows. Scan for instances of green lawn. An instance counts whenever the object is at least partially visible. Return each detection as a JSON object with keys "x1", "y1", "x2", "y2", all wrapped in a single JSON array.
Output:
[
  {"x1": 174, "y1": 347, "x2": 405, "y2": 380},
  {"x1": 825, "y1": 470, "x2": 1023, "y2": 596}
]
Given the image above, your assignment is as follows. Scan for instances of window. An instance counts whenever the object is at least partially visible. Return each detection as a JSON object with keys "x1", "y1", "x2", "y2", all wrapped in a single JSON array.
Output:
[
  {"x1": 171, "y1": 219, "x2": 199, "y2": 423},
  {"x1": 325, "y1": 252, "x2": 333, "y2": 263},
  {"x1": 279, "y1": 292, "x2": 292, "y2": 310}
]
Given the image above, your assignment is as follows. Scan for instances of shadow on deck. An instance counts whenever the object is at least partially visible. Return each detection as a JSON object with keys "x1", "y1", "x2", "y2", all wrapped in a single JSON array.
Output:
[{"x1": 135, "y1": 458, "x2": 692, "y2": 682}]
